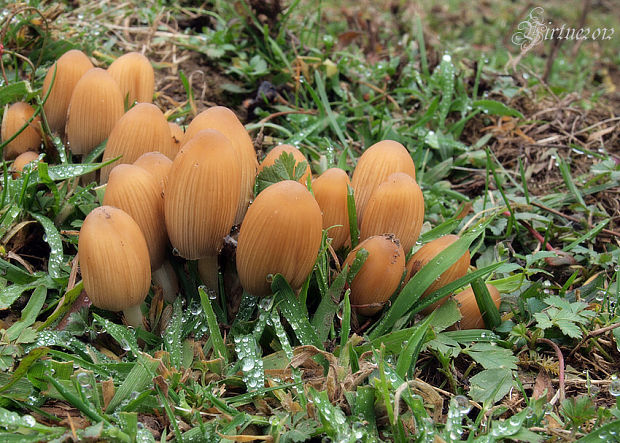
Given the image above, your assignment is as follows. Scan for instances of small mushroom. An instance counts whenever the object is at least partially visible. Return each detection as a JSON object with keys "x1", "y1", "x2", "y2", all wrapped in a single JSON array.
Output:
[
  {"x1": 351, "y1": 140, "x2": 416, "y2": 223},
  {"x1": 41, "y1": 49, "x2": 93, "y2": 133},
  {"x1": 405, "y1": 234, "x2": 470, "y2": 313},
  {"x1": 236, "y1": 180, "x2": 322, "y2": 297},
  {"x1": 133, "y1": 151, "x2": 172, "y2": 194},
  {"x1": 312, "y1": 167, "x2": 351, "y2": 250},
  {"x1": 103, "y1": 163, "x2": 176, "y2": 302},
  {"x1": 11, "y1": 151, "x2": 40, "y2": 178},
  {"x1": 100, "y1": 103, "x2": 176, "y2": 182},
  {"x1": 359, "y1": 172, "x2": 424, "y2": 255},
  {"x1": 342, "y1": 234, "x2": 405, "y2": 316},
  {"x1": 258, "y1": 144, "x2": 311, "y2": 185},
  {"x1": 164, "y1": 129, "x2": 241, "y2": 292},
  {"x1": 65, "y1": 68, "x2": 124, "y2": 156},
  {"x1": 78, "y1": 206, "x2": 151, "y2": 327},
  {"x1": 181, "y1": 106, "x2": 258, "y2": 224},
  {"x1": 1, "y1": 102, "x2": 41, "y2": 160},
  {"x1": 107, "y1": 52, "x2": 154, "y2": 105},
  {"x1": 453, "y1": 284, "x2": 501, "y2": 330}
]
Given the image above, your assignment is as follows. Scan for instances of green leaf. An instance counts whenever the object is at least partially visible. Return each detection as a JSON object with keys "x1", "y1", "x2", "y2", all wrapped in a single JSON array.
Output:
[
  {"x1": 37, "y1": 281, "x2": 84, "y2": 330},
  {"x1": 0, "y1": 347, "x2": 48, "y2": 393},
  {"x1": 428, "y1": 298, "x2": 461, "y2": 332},
  {"x1": 163, "y1": 297, "x2": 184, "y2": 368},
  {"x1": 395, "y1": 312, "x2": 434, "y2": 378},
  {"x1": 93, "y1": 314, "x2": 139, "y2": 357},
  {"x1": 272, "y1": 275, "x2": 322, "y2": 349},
  {"x1": 199, "y1": 286, "x2": 228, "y2": 363},
  {"x1": 312, "y1": 264, "x2": 349, "y2": 342},
  {"x1": 255, "y1": 151, "x2": 308, "y2": 194},
  {"x1": 463, "y1": 343, "x2": 518, "y2": 370},
  {"x1": 576, "y1": 419, "x2": 620, "y2": 442},
  {"x1": 473, "y1": 100, "x2": 524, "y2": 118},
  {"x1": 106, "y1": 353, "x2": 160, "y2": 413},
  {"x1": 29, "y1": 213, "x2": 64, "y2": 280},
  {"x1": 469, "y1": 368, "x2": 514, "y2": 404},
  {"x1": 6, "y1": 286, "x2": 46, "y2": 341},
  {"x1": 0, "y1": 81, "x2": 33, "y2": 107}
]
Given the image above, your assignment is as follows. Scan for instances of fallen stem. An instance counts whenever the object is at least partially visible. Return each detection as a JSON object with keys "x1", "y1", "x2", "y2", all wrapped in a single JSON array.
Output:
[
  {"x1": 536, "y1": 338, "x2": 565, "y2": 402},
  {"x1": 568, "y1": 322, "x2": 620, "y2": 359}
]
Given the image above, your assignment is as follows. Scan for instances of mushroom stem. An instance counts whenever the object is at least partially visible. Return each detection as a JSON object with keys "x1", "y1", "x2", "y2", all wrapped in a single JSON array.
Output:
[
  {"x1": 122, "y1": 304, "x2": 144, "y2": 329},
  {"x1": 152, "y1": 260, "x2": 179, "y2": 303},
  {"x1": 197, "y1": 255, "x2": 219, "y2": 295}
]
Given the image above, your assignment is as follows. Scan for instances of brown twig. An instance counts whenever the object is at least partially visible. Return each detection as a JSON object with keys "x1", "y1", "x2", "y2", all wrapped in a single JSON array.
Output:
[
  {"x1": 568, "y1": 322, "x2": 620, "y2": 359},
  {"x1": 536, "y1": 338, "x2": 565, "y2": 402},
  {"x1": 256, "y1": 109, "x2": 317, "y2": 126},
  {"x1": 531, "y1": 201, "x2": 620, "y2": 238}
]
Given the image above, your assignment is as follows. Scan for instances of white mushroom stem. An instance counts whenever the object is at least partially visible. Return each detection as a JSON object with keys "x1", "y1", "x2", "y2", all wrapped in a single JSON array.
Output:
[
  {"x1": 123, "y1": 304, "x2": 144, "y2": 329},
  {"x1": 152, "y1": 260, "x2": 179, "y2": 303},
  {"x1": 197, "y1": 254, "x2": 219, "y2": 296}
]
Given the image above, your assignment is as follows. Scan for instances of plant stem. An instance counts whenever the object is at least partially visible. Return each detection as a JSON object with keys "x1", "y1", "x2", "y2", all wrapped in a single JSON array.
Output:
[
  {"x1": 197, "y1": 254, "x2": 219, "y2": 295},
  {"x1": 152, "y1": 260, "x2": 179, "y2": 303},
  {"x1": 123, "y1": 304, "x2": 144, "y2": 329}
]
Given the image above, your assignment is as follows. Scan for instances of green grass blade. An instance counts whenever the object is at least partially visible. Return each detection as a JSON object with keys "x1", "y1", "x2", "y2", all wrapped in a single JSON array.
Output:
[
  {"x1": 395, "y1": 312, "x2": 434, "y2": 378},
  {"x1": 339, "y1": 290, "x2": 351, "y2": 350},
  {"x1": 105, "y1": 353, "x2": 160, "y2": 413},
  {"x1": 312, "y1": 264, "x2": 348, "y2": 343},
  {"x1": 347, "y1": 184, "x2": 359, "y2": 249},
  {"x1": 471, "y1": 278, "x2": 501, "y2": 329},
  {"x1": 199, "y1": 286, "x2": 228, "y2": 363}
]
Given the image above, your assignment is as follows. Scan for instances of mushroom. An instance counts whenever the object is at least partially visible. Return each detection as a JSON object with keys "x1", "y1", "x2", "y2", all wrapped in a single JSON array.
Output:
[
  {"x1": 78, "y1": 205, "x2": 151, "y2": 327},
  {"x1": 107, "y1": 52, "x2": 155, "y2": 105},
  {"x1": 41, "y1": 49, "x2": 93, "y2": 134},
  {"x1": 103, "y1": 163, "x2": 177, "y2": 302},
  {"x1": 236, "y1": 180, "x2": 322, "y2": 297},
  {"x1": 342, "y1": 234, "x2": 405, "y2": 316},
  {"x1": 133, "y1": 151, "x2": 172, "y2": 194},
  {"x1": 453, "y1": 284, "x2": 501, "y2": 330},
  {"x1": 11, "y1": 151, "x2": 40, "y2": 178},
  {"x1": 164, "y1": 129, "x2": 241, "y2": 293},
  {"x1": 1, "y1": 102, "x2": 42, "y2": 160},
  {"x1": 258, "y1": 144, "x2": 311, "y2": 186},
  {"x1": 169, "y1": 122, "x2": 184, "y2": 151},
  {"x1": 99, "y1": 103, "x2": 176, "y2": 183},
  {"x1": 359, "y1": 172, "x2": 424, "y2": 255},
  {"x1": 351, "y1": 140, "x2": 416, "y2": 223},
  {"x1": 65, "y1": 68, "x2": 124, "y2": 156},
  {"x1": 405, "y1": 234, "x2": 470, "y2": 313},
  {"x1": 181, "y1": 106, "x2": 258, "y2": 224},
  {"x1": 312, "y1": 167, "x2": 351, "y2": 250}
]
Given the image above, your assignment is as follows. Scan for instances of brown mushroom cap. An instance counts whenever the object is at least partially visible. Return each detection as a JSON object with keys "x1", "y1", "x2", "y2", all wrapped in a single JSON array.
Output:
[
  {"x1": 164, "y1": 129, "x2": 241, "y2": 260},
  {"x1": 107, "y1": 52, "x2": 155, "y2": 104},
  {"x1": 100, "y1": 103, "x2": 176, "y2": 182},
  {"x1": 78, "y1": 205, "x2": 151, "y2": 312},
  {"x1": 236, "y1": 180, "x2": 323, "y2": 297},
  {"x1": 453, "y1": 284, "x2": 501, "y2": 330},
  {"x1": 169, "y1": 122, "x2": 184, "y2": 151},
  {"x1": 258, "y1": 144, "x2": 311, "y2": 185},
  {"x1": 342, "y1": 234, "x2": 405, "y2": 316},
  {"x1": 11, "y1": 151, "x2": 40, "y2": 178},
  {"x1": 65, "y1": 68, "x2": 124, "y2": 156},
  {"x1": 133, "y1": 151, "x2": 172, "y2": 194},
  {"x1": 405, "y1": 234, "x2": 470, "y2": 312},
  {"x1": 103, "y1": 164, "x2": 167, "y2": 270},
  {"x1": 312, "y1": 167, "x2": 351, "y2": 250},
  {"x1": 351, "y1": 140, "x2": 416, "y2": 223},
  {"x1": 181, "y1": 106, "x2": 258, "y2": 224},
  {"x1": 1, "y1": 102, "x2": 41, "y2": 160},
  {"x1": 42, "y1": 49, "x2": 94, "y2": 133},
  {"x1": 359, "y1": 172, "x2": 424, "y2": 255}
]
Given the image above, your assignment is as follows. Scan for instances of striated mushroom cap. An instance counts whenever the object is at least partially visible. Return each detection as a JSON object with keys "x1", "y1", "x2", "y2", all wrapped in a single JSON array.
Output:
[
  {"x1": 405, "y1": 234, "x2": 470, "y2": 312},
  {"x1": 359, "y1": 172, "x2": 424, "y2": 255},
  {"x1": 107, "y1": 52, "x2": 155, "y2": 105},
  {"x1": 1, "y1": 102, "x2": 41, "y2": 160},
  {"x1": 11, "y1": 151, "x2": 40, "y2": 178},
  {"x1": 65, "y1": 68, "x2": 124, "y2": 156},
  {"x1": 169, "y1": 122, "x2": 184, "y2": 151},
  {"x1": 182, "y1": 106, "x2": 258, "y2": 224},
  {"x1": 351, "y1": 140, "x2": 415, "y2": 223},
  {"x1": 258, "y1": 144, "x2": 311, "y2": 186},
  {"x1": 103, "y1": 164, "x2": 167, "y2": 270},
  {"x1": 164, "y1": 129, "x2": 241, "y2": 260},
  {"x1": 100, "y1": 103, "x2": 176, "y2": 182},
  {"x1": 342, "y1": 234, "x2": 405, "y2": 316},
  {"x1": 312, "y1": 167, "x2": 351, "y2": 250},
  {"x1": 454, "y1": 284, "x2": 501, "y2": 330},
  {"x1": 133, "y1": 151, "x2": 172, "y2": 194},
  {"x1": 236, "y1": 180, "x2": 322, "y2": 297},
  {"x1": 42, "y1": 49, "x2": 94, "y2": 133},
  {"x1": 78, "y1": 205, "x2": 151, "y2": 312}
]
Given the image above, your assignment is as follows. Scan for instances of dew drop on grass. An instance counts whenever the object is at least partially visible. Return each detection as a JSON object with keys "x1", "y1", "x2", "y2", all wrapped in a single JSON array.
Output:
[
  {"x1": 454, "y1": 395, "x2": 471, "y2": 414},
  {"x1": 609, "y1": 378, "x2": 620, "y2": 397}
]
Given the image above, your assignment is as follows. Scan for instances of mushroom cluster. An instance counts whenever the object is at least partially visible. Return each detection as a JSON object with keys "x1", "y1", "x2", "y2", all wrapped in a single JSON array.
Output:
[{"x1": 2, "y1": 48, "x2": 499, "y2": 331}]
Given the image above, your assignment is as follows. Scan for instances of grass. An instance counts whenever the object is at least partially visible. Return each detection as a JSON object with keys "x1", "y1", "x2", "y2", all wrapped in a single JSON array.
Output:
[{"x1": 0, "y1": 0, "x2": 619, "y2": 441}]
